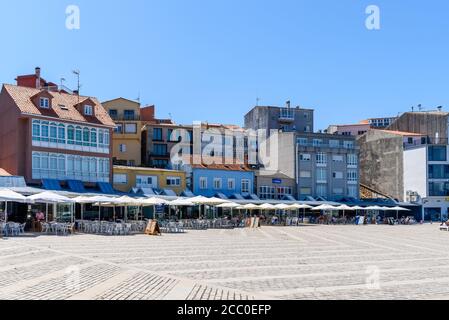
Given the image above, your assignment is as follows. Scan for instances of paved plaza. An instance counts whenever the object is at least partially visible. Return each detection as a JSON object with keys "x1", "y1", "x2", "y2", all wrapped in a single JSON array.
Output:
[{"x1": 1, "y1": 224, "x2": 449, "y2": 300}]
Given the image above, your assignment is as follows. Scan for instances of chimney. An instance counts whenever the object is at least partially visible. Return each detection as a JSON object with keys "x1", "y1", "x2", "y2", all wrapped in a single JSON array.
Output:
[
  {"x1": 286, "y1": 100, "x2": 291, "y2": 109},
  {"x1": 35, "y1": 67, "x2": 41, "y2": 89},
  {"x1": 438, "y1": 106, "x2": 443, "y2": 112}
]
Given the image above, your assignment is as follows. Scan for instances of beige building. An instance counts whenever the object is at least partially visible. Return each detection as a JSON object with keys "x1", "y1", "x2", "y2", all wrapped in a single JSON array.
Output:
[{"x1": 102, "y1": 98, "x2": 145, "y2": 167}]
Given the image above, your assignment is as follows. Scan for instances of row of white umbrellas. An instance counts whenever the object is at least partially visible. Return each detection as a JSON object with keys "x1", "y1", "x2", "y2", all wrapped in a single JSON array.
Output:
[{"x1": 0, "y1": 188, "x2": 412, "y2": 223}]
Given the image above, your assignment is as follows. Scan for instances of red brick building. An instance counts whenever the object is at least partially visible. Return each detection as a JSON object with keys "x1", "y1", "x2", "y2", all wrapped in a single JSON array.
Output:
[{"x1": 0, "y1": 68, "x2": 116, "y2": 190}]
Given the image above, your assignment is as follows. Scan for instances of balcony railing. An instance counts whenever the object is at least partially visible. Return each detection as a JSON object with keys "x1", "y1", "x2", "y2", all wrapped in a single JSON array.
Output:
[
  {"x1": 297, "y1": 142, "x2": 359, "y2": 150},
  {"x1": 110, "y1": 115, "x2": 140, "y2": 121},
  {"x1": 279, "y1": 108, "x2": 295, "y2": 121}
]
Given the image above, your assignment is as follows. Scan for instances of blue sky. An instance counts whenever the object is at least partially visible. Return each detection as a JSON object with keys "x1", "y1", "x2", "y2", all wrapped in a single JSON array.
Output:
[{"x1": 1, "y1": 0, "x2": 449, "y2": 130}]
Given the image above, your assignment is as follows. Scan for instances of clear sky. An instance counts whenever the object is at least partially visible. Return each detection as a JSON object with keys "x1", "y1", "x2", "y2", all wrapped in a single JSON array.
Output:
[{"x1": 1, "y1": 0, "x2": 449, "y2": 130}]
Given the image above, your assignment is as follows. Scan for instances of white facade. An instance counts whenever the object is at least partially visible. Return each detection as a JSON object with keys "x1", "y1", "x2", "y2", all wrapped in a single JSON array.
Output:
[{"x1": 404, "y1": 145, "x2": 449, "y2": 221}]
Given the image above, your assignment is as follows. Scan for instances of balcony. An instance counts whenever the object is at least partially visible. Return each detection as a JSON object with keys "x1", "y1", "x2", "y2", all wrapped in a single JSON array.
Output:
[
  {"x1": 278, "y1": 108, "x2": 295, "y2": 122},
  {"x1": 110, "y1": 115, "x2": 140, "y2": 121}
]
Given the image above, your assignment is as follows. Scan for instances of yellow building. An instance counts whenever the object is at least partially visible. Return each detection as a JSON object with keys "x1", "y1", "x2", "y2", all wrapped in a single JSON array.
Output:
[
  {"x1": 102, "y1": 98, "x2": 143, "y2": 166},
  {"x1": 113, "y1": 166, "x2": 186, "y2": 195}
]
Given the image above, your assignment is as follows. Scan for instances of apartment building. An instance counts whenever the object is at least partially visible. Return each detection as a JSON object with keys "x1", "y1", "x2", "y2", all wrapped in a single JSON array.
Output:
[
  {"x1": 244, "y1": 102, "x2": 314, "y2": 134},
  {"x1": 0, "y1": 68, "x2": 115, "y2": 190},
  {"x1": 327, "y1": 123, "x2": 371, "y2": 136},
  {"x1": 296, "y1": 133, "x2": 360, "y2": 201},
  {"x1": 102, "y1": 98, "x2": 157, "y2": 167},
  {"x1": 113, "y1": 165, "x2": 186, "y2": 195}
]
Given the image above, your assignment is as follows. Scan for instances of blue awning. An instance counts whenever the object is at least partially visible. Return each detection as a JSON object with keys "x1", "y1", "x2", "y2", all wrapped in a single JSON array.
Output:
[
  {"x1": 215, "y1": 193, "x2": 229, "y2": 200},
  {"x1": 97, "y1": 182, "x2": 116, "y2": 194},
  {"x1": 181, "y1": 190, "x2": 195, "y2": 197},
  {"x1": 42, "y1": 179, "x2": 62, "y2": 191},
  {"x1": 161, "y1": 189, "x2": 177, "y2": 197},
  {"x1": 67, "y1": 180, "x2": 86, "y2": 193}
]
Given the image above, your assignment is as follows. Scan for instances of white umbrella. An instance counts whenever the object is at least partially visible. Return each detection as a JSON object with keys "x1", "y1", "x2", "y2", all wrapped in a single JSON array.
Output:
[
  {"x1": 217, "y1": 202, "x2": 241, "y2": 218},
  {"x1": 258, "y1": 203, "x2": 276, "y2": 210},
  {"x1": 291, "y1": 203, "x2": 313, "y2": 222},
  {"x1": 312, "y1": 204, "x2": 338, "y2": 211},
  {"x1": 336, "y1": 204, "x2": 355, "y2": 220},
  {"x1": 73, "y1": 196, "x2": 95, "y2": 221},
  {"x1": 387, "y1": 206, "x2": 411, "y2": 220},
  {"x1": 0, "y1": 189, "x2": 29, "y2": 223},
  {"x1": 190, "y1": 196, "x2": 228, "y2": 219},
  {"x1": 28, "y1": 192, "x2": 74, "y2": 223},
  {"x1": 168, "y1": 198, "x2": 194, "y2": 220},
  {"x1": 90, "y1": 195, "x2": 119, "y2": 222}
]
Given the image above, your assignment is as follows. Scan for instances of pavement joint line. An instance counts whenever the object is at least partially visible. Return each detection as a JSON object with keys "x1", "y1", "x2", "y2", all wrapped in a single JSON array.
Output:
[
  {"x1": 0, "y1": 261, "x2": 97, "y2": 297},
  {"x1": 67, "y1": 269, "x2": 139, "y2": 300},
  {"x1": 6, "y1": 237, "x2": 271, "y2": 301}
]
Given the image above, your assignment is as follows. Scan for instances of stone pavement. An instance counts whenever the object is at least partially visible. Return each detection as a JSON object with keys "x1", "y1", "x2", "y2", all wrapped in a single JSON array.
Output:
[{"x1": 1, "y1": 224, "x2": 449, "y2": 300}]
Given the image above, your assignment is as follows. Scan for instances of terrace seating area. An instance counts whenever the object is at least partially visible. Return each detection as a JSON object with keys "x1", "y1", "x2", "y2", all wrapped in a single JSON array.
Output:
[
  {"x1": 40, "y1": 222, "x2": 75, "y2": 236},
  {"x1": 0, "y1": 222, "x2": 26, "y2": 237}
]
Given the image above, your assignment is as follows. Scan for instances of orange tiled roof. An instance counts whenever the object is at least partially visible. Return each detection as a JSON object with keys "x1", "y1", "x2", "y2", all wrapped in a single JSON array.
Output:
[
  {"x1": 0, "y1": 168, "x2": 11, "y2": 176},
  {"x1": 2, "y1": 84, "x2": 115, "y2": 127}
]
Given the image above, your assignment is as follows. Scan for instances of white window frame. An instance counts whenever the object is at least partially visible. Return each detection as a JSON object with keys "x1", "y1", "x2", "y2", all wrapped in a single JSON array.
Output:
[{"x1": 199, "y1": 177, "x2": 208, "y2": 190}]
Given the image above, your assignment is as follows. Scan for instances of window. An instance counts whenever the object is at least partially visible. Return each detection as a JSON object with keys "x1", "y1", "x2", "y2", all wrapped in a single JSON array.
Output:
[
  {"x1": 48, "y1": 123, "x2": 57, "y2": 143},
  {"x1": 90, "y1": 129, "x2": 97, "y2": 147},
  {"x1": 67, "y1": 126, "x2": 75, "y2": 144},
  {"x1": 347, "y1": 169, "x2": 358, "y2": 182},
  {"x1": 313, "y1": 139, "x2": 323, "y2": 147},
  {"x1": 58, "y1": 124, "x2": 65, "y2": 143},
  {"x1": 152, "y1": 159, "x2": 168, "y2": 168},
  {"x1": 428, "y1": 165, "x2": 449, "y2": 179},
  {"x1": 84, "y1": 105, "x2": 93, "y2": 116},
  {"x1": 259, "y1": 186, "x2": 275, "y2": 200},
  {"x1": 75, "y1": 126, "x2": 82, "y2": 145},
  {"x1": 347, "y1": 154, "x2": 358, "y2": 166},
  {"x1": 316, "y1": 153, "x2": 327, "y2": 165},
  {"x1": 41, "y1": 121, "x2": 49, "y2": 142},
  {"x1": 199, "y1": 177, "x2": 208, "y2": 189},
  {"x1": 113, "y1": 174, "x2": 128, "y2": 184},
  {"x1": 32, "y1": 151, "x2": 109, "y2": 183},
  {"x1": 300, "y1": 153, "x2": 311, "y2": 161},
  {"x1": 316, "y1": 184, "x2": 327, "y2": 197},
  {"x1": 300, "y1": 187, "x2": 312, "y2": 196},
  {"x1": 167, "y1": 177, "x2": 181, "y2": 186},
  {"x1": 213, "y1": 178, "x2": 222, "y2": 190},
  {"x1": 304, "y1": 125, "x2": 311, "y2": 133},
  {"x1": 316, "y1": 168, "x2": 327, "y2": 182},
  {"x1": 329, "y1": 140, "x2": 340, "y2": 148},
  {"x1": 124, "y1": 123, "x2": 137, "y2": 134},
  {"x1": 153, "y1": 128, "x2": 163, "y2": 141},
  {"x1": 429, "y1": 146, "x2": 447, "y2": 162},
  {"x1": 333, "y1": 188, "x2": 344, "y2": 195},
  {"x1": 153, "y1": 144, "x2": 167, "y2": 156},
  {"x1": 136, "y1": 175, "x2": 156, "y2": 187},
  {"x1": 333, "y1": 171, "x2": 343, "y2": 179},
  {"x1": 83, "y1": 127, "x2": 90, "y2": 146},
  {"x1": 124, "y1": 110, "x2": 135, "y2": 120},
  {"x1": 241, "y1": 179, "x2": 250, "y2": 193},
  {"x1": 39, "y1": 97, "x2": 49, "y2": 108},
  {"x1": 348, "y1": 185, "x2": 358, "y2": 198},
  {"x1": 119, "y1": 144, "x2": 127, "y2": 153},
  {"x1": 114, "y1": 124, "x2": 123, "y2": 134},
  {"x1": 300, "y1": 171, "x2": 312, "y2": 178},
  {"x1": 32, "y1": 120, "x2": 40, "y2": 141},
  {"x1": 332, "y1": 155, "x2": 344, "y2": 162},
  {"x1": 298, "y1": 138, "x2": 308, "y2": 146},
  {"x1": 343, "y1": 141, "x2": 354, "y2": 149},
  {"x1": 108, "y1": 109, "x2": 118, "y2": 119},
  {"x1": 227, "y1": 179, "x2": 235, "y2": 190}
]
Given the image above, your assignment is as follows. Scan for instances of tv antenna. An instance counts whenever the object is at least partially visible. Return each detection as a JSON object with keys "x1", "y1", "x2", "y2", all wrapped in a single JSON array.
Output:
[{"x1": 72, "y1": 69, "x2": 80, "y2": 102}]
